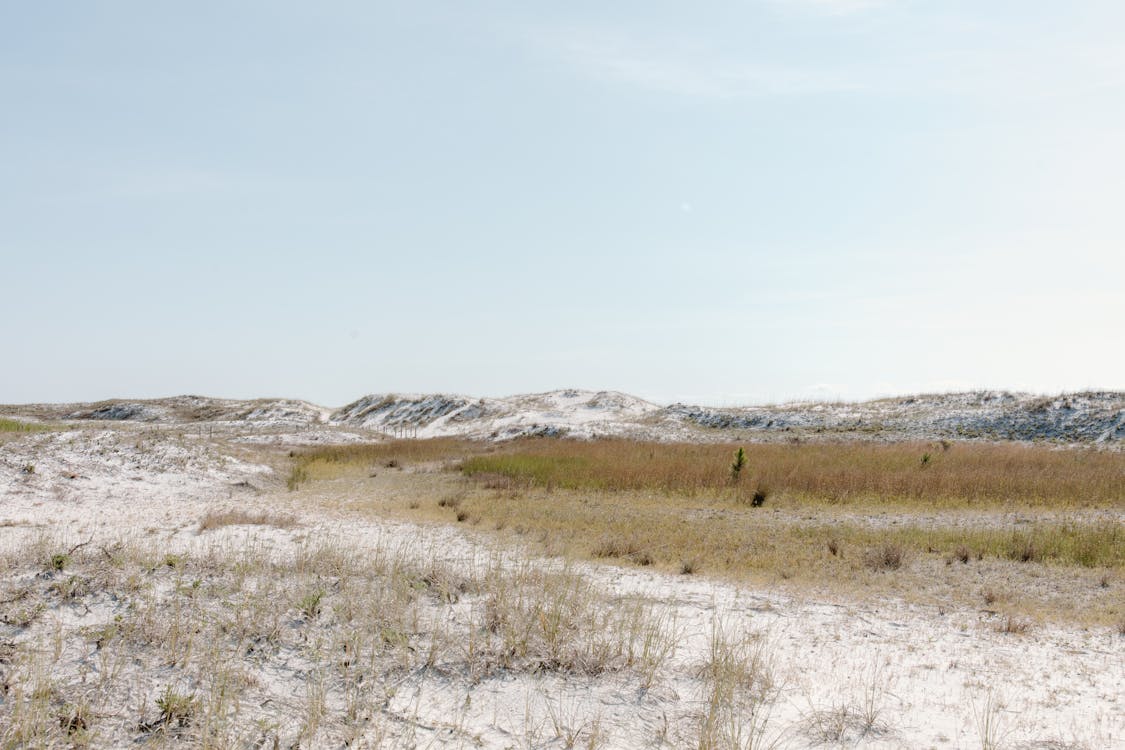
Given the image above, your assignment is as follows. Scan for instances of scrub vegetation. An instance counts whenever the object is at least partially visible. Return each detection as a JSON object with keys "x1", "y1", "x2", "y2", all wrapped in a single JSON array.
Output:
[
  {"x1": 286, "y1": 437, "x2": 1124, "y2": 625},
  {"x1": 289, "y1": 437, "x2": 1125, "y2": 508}
]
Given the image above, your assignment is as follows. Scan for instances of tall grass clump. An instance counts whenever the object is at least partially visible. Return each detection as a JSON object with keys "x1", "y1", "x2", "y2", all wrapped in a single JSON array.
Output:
[
  {"x1": 287, "y1": 465, "x2": 309, "y2": 491},
  {"x1": 693, "y1": 620, "x2": 778, "y2": 750}
]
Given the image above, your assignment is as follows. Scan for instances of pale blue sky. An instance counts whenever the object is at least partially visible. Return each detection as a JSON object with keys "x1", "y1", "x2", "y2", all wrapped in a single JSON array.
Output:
[{"x1": 2, "y1": 2, "x2": 1122, "y2": 406}]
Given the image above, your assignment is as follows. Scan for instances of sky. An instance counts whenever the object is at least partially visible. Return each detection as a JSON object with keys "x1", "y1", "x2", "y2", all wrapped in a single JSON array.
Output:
[{"x1": 2, "y1": 1, "x2": 1123, "y2": 407}]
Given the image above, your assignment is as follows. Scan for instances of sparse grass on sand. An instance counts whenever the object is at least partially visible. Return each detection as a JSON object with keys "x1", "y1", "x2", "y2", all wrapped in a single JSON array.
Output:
[
  {"x1": 0, "y1": 535, "x2": 678, "y2": 747},
  {"x1": 3, "y1": 428, "x2": 1122, "y2": 747}
]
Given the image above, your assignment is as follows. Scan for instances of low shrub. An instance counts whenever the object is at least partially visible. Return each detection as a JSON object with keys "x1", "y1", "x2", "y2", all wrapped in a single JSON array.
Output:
[{"x1": 864, "y1": 543, "x2": 905, "y2": 571}]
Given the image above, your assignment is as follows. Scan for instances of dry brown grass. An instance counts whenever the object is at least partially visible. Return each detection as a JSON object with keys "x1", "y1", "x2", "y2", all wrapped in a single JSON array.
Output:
[
  {"x1": 995, "y1": 616, "x2": 1033, "y2": 635},
  {"x1": 297, "y1": 439, "x2": 482, "y2": 474},
  {"x1": 197, "y1": 509, "x2": 298, "y2": 532},
  {"x1": 590, "y1": 534, "x2": 654, "y2": 566},
  {"x1": 694, "y1": 619, "x2": 779, "y2": 749},
  {"x1": 434, "y1": 483, "x2": 1122, "y2": 573},
  {"x1": 864, "y1": 543, "x2": 906, "y2": 571},
  {"x1": 287, "y1": 438, "x2": 483, "y2": 490},
  {"x1": 459, "y1": 439, "x2": 1124, "y2": 509},
  {"x1": 0, "y1": 536, "x2": 680, "y2": 747},
  {"x1": 378, "y1": 477, "x2": 1121, "y2": 625},
  {"x1": 289, "y1": 437, "x2": 1124, "y2": 624}
]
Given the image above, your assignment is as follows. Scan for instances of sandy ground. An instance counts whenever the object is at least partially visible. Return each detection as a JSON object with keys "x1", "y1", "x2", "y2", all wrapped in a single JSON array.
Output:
[{"x1": 1, "y1": 427, "x2": 1122, "y2": 748}]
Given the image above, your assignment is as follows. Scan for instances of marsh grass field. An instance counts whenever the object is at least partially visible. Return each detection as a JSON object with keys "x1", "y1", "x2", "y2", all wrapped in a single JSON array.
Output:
[
  {"x1": 288, "y1": 438, "x2": 1124, "y2": 624},
  {"x1": 290, "y1": 437, "x2": 1125, "y2": 510}
]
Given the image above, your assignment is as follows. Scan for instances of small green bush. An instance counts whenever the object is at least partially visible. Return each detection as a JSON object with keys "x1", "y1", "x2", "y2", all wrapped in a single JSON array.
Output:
[{"x1": 730, "y1": 447, "x2": 747, "y2": 483}]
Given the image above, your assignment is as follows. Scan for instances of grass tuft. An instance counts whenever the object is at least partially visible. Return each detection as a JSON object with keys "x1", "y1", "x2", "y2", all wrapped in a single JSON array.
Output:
[
  {"x1": 995, "y1": 616, "x2": 1032, "y2": 635},
  {"x1": 198, "y1": 509, "x2": 298, "y2": 532},
  {"x1": 154, "y1": 686, "x2": 196, "y2": 728},
  {"x1": 864, "y1": 543, "x2": 906, "y2": 572}
]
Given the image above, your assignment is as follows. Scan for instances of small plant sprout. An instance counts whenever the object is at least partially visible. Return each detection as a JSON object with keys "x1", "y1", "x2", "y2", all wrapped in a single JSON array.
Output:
[
  {"x1": 155, "y1": 686, "x2": 196, "y2": 728},
  {"x1": 298, "y1": 589, "x2": 325, "y2": 620},
  {"x1": 730, "y1": 447, "x2": 747, "y2": 483}
]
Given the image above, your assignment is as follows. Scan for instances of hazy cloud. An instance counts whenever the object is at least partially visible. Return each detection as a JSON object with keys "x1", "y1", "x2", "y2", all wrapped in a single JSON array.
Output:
[
  {"x1": 548, "y1": 33, "x2": 864, "y2": 98},
  {"x1": 525, "y1": 9, "x2": 1125, "y2": 103},
  {"x1": 766, "y1": 0, "x2": 897, "y2": 16}
]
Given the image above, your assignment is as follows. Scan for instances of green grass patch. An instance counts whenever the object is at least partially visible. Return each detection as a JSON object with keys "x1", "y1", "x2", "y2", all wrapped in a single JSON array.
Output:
[
  {"x1": 0, "y1": 418, "x2": 51, "y2": 433},
  {"x1": 462, "y1": 454, "x2": 594, "y2": 489},
  {"x1": 865, "y1": 523, "x2": 1124, "y2": 569}
]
